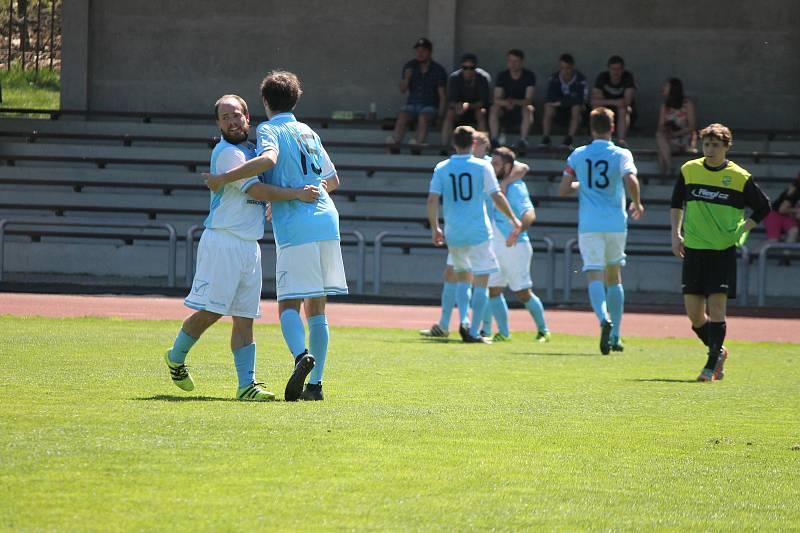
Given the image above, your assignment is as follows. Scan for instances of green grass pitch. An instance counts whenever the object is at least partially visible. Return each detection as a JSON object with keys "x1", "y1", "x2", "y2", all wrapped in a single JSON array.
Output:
[{"x1": 1, "y1": 315, "x2": 798, "y2": 530}]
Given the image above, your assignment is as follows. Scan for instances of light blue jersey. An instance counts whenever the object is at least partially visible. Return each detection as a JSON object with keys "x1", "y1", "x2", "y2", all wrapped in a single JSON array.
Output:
[
  {"x1": 566, "y1": 139, "x2": 637, "y2": 233},
  {"x1": 204, "y1": 140, "x2": 266, "y2": 241},
  {"x1": 429, "y1": 154, "x2": 499, "y2": 246},
  {"x1": 491, "y1": 179, "x2": 533, "y2": 242},
  {"x1": 256, "y1": 113, "x2": 339, "y2": 248}
]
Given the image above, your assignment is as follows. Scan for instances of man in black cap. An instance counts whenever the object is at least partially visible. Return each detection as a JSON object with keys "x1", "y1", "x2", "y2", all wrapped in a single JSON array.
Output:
[
  {"x1": 440, "y1": 53, "x2": 491, "y2": 150},
  {"x1": 388, "y1": 38, "x2": 448, "y2": 150}
]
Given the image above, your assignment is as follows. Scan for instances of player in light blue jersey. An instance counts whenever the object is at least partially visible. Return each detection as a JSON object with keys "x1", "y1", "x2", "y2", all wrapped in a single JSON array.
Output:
[
  {"x1": 427, "y1": 125, "x2": 522, "y2": 343},
  {"x1": 419, "y1": 131, "x2": 528, "y2": 338},
  {"x1": 205, "y1": 72, "x2": 343, "y2": 401},
  {"x1": 166, "y1": 95, "x2": 320, "y2": 401},
  {"x1": 559, "y1": 107, "x2": 643, "y2": 354},
  {"x1": 481, "y1": 147, "x2": 550, "y2": 343}
]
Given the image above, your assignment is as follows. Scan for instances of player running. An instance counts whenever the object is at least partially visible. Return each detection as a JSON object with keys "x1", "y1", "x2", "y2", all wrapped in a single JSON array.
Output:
[
  {"x1": 670, "y1": 123, "x2": 770, "y2": 381},
  {"x1": 482, "y1": 147, "x2": 550, "y2": 343},
  {"x1": 205, "y1": 72, "x2": 345, "y2": 401},
  {"x1": 165, "y1": 94, "x2": 319, "y2": 401},
  {"x1": 427, "y1": 125, "x2": 522, "y2": 343},
  {"x1": 419, "y1": 131, "x2": 528, "y2": 338},
  {"x1": 559, "y1": 107, "x2": 643, "y2": 354}
]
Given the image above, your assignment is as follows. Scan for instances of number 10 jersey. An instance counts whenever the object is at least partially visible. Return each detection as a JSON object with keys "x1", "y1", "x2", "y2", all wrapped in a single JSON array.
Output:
[
  {"x1": 565, "y1": 139, "x2": 637, "y2": 233},
  {"x1": 429, "y1": 154, "x2": 500, "y2": 247}
]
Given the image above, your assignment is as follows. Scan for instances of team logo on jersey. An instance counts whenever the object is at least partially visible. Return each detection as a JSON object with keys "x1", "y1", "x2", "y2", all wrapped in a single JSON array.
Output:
[
  {"x1": 192, "y1": 280, "x2": 209, "y2": 296},
  {"x1": 722, "y1": 176, "x2": 732, "y2": 186},
  {"x1": 691, "y1": 188, "x2": 729, "y2": 201},
  {"x1": 276, "y1": 271, "x2": 287, "y2": 289}
]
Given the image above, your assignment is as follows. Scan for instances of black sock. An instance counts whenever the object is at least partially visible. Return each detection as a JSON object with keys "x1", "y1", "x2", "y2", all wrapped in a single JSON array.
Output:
[
  {"x1": 692, "y1": 321, "x2": 710, "y2": 347},
  {"x1": 704, "y1": 321, "x2": 727, "y2": 369}
]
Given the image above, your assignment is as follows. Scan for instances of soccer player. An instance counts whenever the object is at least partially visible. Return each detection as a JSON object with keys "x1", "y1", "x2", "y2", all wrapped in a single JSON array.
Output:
[
  {"x1": 205, "y1": 72, "x2": 345, "y2": 401},
  {"x1": 559, "y1": 107, "x2": 643, "y2": 354},
  {"x1": 670, "y1": 123, "x2": 770, "y2": 381},
  {"x1": 483, "y1": 147, "x2": 550, "y2": 343},
  {"x1": 419, "y1": 131, "x2": 528, "y2": 338},
  {"x1": 166, "y1": 94, "x2": 320, "y2": 401},
  {"x1": 427, "y1": 126, "x2": 522, "y2": 343}
]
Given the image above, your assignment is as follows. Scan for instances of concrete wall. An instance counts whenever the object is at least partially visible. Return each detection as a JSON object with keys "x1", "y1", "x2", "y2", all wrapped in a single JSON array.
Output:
[{"x1": 63, "y1": 0, "x2": 800, "y2": 129}]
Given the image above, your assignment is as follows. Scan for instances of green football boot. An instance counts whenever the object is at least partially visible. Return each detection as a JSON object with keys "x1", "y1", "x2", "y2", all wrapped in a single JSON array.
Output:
[
  {"x1": 237, "y1": 382, "x2": 276, "y2": 402},
  {"x1": 164, "y1": 350, "x2": 194, "y2": 391}
]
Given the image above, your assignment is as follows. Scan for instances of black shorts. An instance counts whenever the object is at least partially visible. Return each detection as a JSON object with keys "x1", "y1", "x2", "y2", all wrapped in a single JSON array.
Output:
[
  {"x1": 682, "y1": 246, "x2": 737, "y2": 298},
  {"x1": 499, "y1": 106, "x2": 523, "y2": 130}
]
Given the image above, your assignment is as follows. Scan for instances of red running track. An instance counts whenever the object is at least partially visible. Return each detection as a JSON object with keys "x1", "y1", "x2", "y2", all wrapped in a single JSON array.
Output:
[{"x1": 1, "y1": 293, "x2": 798, "y2": 343}]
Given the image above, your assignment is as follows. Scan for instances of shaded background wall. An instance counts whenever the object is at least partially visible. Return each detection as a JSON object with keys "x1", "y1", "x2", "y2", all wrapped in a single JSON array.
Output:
[{"x1": 62, "y1": 0, "x2": 800, "y2": 130}]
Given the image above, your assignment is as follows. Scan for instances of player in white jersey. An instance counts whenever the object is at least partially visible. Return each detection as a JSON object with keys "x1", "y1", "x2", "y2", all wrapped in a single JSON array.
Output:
[
  {"x1": 419, "y1": 131, "x2": 529, "y2": 338},
  {"x1": 482, "y1": 147, "x2": 551, "y2": 343},
  {"x1": 165, "y1": 95, "x2": 320, "y2": 401},
  {"x1": 559, "y1": 107, "x2": 643, "y2": 354},
  {"x1": 205, "y1": 72, "x2": 343, "y2": 401},
  {"x1": 427, "y1": 125, "x2": 522, "y2": 343}
]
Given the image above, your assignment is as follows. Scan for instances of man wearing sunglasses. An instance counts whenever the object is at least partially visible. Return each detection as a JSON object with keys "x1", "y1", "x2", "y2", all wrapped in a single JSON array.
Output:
[{"x1": 440, "y1": 53, "x2": 491, "y2": 152}]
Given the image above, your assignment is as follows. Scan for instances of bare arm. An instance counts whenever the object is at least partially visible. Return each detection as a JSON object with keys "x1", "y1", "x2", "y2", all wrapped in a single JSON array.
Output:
[
  {"x1": 500, "y1": 162, "x2": 529, "y2": 193},
  {"x1": 522, "y1": 85, "x2": 535, "y2": 107},
  {"x1": 491, "y1": 191, "x2": 522, "y2": 246},
  {"x1": 623, "y1": 172, "x2": 644, "y2": 220},
  {"x1": 323, "y1": 174, "x2": 340, "y2": 193},
  {"x1": 204, "y1": 150, "x2": 278, "y2": 192},
  {"x1": 246, "y1": 182, "x2": 319, "y2": 203},
  {"x1": 559, "y1": 172, "x2": 579, "y2": 196},
  {"x1": 438, "y1": 86, "x2": 447, "y2": 117},
  {"x1": 399, "y1": 68, "x2": 412, "y2": 93},
  {"x1": 492, "y1": 86, "x2": 507, "y2": 106},
  {"x1": 520, "y1": 207, "x2": 536, "y2": 231},
  {"x1": 623, "y1": 87, "x2": 635, "y2": 107},
  {"x1": 426, "y1": 193, "x2": 444, "y2": 246},
  {"x1": 670, "y1": 208, "x2": 685, "y2": 259}
]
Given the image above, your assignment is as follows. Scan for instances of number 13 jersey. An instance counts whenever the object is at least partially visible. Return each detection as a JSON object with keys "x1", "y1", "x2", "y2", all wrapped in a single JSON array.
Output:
[
  {"x1": 565, "y1": 139, "x2": 637, "y2": 233},
  {"x1": 256, "y1": 112, "x2": 339, "y2": 248},
  {"x1": 429, "y1": 154, "x2": 500, "y2": 247}
]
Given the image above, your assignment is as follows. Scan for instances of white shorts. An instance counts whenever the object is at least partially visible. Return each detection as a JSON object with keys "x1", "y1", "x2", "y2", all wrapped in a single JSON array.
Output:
[
  {"x1": 275, "y1": 240, "x2": 348, "y2": 301},
  {"x1": 185, "y1": 228, "x2": 262, "y2": 318},
  {"x1": 448, "y1": 240, "x2": 499, "y2": 276},
  {"x1": 445, "y1": 252, "x2": 469, "y2": 273},
  {"x1": 578, "y1": 232, "x2": 627, "y2": 271},
  {"x1": 489, "y1": 237, "x2": 533, "y2": 291}
]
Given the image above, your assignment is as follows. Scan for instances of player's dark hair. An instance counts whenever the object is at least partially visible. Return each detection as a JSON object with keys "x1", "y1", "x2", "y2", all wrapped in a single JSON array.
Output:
[
  {"x1": 214, "y1": 94, "x2": 249, "y2": 120},
  {"x1": 452, "y1": 125, "x2": 475, "y2": 149},
  {"x1": 665, "y1": 78, "x2": 685, "y2": 109},
  {"x1": 607, "y1": 55, "x2": 624, "y2": 67},
  {"x1": 699, "y1": 123, "x2": 733, "y2": 147},
  {"x1": 590, "y1": 107, "x2": 614, "y2": 134},
  {"x1": 508, "y1": 49, "x2": 524, "y2": 60},
  {"x1": 492, "y1": 147, "x2": 516, "y2": 166},
  {"x1": 260, "y1": 71, "x2": 303, "y2": 113},
  {"x1": 559, "y1": 53, "x2": 574, "y2": 65}
]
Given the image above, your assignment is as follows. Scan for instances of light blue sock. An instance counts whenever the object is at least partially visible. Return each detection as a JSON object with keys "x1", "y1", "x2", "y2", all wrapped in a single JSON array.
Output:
[
  {"x1": 168, "y1": 329, "x2": 198, "y2": 364},
  {"x1": 439, "y1": 282, "x2": 457, "y2": 330},
  {"x1": 279, "y1": 309, "x2": 306, "y2": 358},
  {"x1": 455, "y1": 282, "x2": 471, "y2": 326},
  {"x1": 232, "y1": 343, "x2": 256, "y2": 388},
  {"x1": 607, "y1": 283, "x2": 624, "y2": 339},
  {"x1": 481, "y1": 300, "x2": 493, "y2": 334},
  {"x1": 308, "y1": 315, "x2": 329, "y2": 384},
  {"x1": 588, "y1": 280, "x2": 609, "y2": 325},
  {"x1": 469, "y1": 286, "x2": 489, "y2": 338},
  {"x1": 524, "y1": 294, "x2": 548, "y2": 333},
  {"x1": 490, "y1": 294, "x2": 510, "y2": 337}
]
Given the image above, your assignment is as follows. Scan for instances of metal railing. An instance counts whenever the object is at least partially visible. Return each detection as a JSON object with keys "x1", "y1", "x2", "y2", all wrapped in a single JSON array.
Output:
[
  {"x1": 185, "y1": 226, "x2": 366, "y2": 294},
  {"x1": 372, "y1": 230, "x2": 556, "y2": 300},
  {"x1": 563, "y1": 239, "x2": 750, "y2": 305},
  {"x1": 2, "y1": 0, "x2": 61, "y2": 71},
  {"x1": 757, "y1": 242, "x2": 800, "y2": 306},
  {"x1": 0, "y1": 218, "x2": 177, "y2": 286}
]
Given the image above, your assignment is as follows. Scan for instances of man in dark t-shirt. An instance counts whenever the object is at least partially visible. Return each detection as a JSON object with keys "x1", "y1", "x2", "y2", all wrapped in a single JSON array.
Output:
[
  {"x1": 489, "y1": 49, "x2": 536, "y2": 152},
  {"x1": 389, "y1": 38, "x2": 448, "y2": 149},
  {"x1": 591, "y1": 55, "x2": 636, "y2": 146},
  {"x1": 440, "y1": 53, "x2": 491, "y2": 149}
]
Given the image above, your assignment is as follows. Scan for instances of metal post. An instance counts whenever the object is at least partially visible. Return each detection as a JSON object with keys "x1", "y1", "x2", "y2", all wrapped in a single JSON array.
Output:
[
  {"x1": 563, "y1": 238, "x2": 577, "y2": 303},
  {"x1": 20, "y1": 1, "x2": 25, "y2": 69},
  {"x1": 48, "y1": 0, "x2": 54, "y2": 70},
  {"x1": 34, "y1": 0, "x2": 41, "y2": 73},
  {"x1": 737, "y1": 245, "x2": 749, "y2": 307},
  {"x1": 537, "y1": 236, "x2": 555, "y2": 303},
  {"x1": 7, "y1": 0, "x2": 12, "y2": 71},
  {"x1": 757, "y1": 243, "x2": 770, "y2": 307},
  {"x1": 165, "y1": 223, "x2": 177, "y2": 287},
  {"x1": 373, "y1": 230, "x2": 389, "y2": 294},
  {"x1": 0, "y1": 219, "x2": 7, "y2": 281},
  {"x1": 342, "y1": 229, "x2": 365, "y2": 294}
]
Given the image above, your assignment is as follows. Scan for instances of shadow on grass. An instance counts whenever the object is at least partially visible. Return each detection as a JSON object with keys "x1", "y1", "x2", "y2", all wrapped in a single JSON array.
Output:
[
  {"x1": 523, "y1": 351, "x2": 603, "y2": 357},
  {"x1": 630, "y1": 378, "x2": 699, "y2": 384},
  {"x1": 133, "y1": 395, "x2": 239, "y2": 402}
]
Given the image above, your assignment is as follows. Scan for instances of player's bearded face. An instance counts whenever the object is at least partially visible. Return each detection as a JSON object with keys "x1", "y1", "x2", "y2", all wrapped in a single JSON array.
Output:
[{"x1": 221, "y1": 119, "x2": 249, "y2": 144}]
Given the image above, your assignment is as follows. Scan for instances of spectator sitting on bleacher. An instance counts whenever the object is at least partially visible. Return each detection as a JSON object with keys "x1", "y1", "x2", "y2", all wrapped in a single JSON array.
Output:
[
  {"x1": 763, "y1": 173, "x2": 800, "y2": 250},
  {"x1": 440, "y1": 54, "x2": 491, "y2": 153},
  {"x1": 540, "y1": 53, "x2": 588, "y2": 150},
  {"x1": 387, "y1": 38, "x2": 448, "y2": 151},
  {"x1": 656, "y1": 78, "x2": 697, "y2": 175},
  {"x1": 489, "y1": 49, "x2": 536, "y2": 154},
  {"x1": 591, "y1": 55, "x2": 636, "y2": 147}
]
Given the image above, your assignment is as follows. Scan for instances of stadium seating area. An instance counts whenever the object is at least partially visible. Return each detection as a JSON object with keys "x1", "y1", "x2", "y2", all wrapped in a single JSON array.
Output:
[{"x1": 0, "y1": 111, "x2": 798, "y2": 305}]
